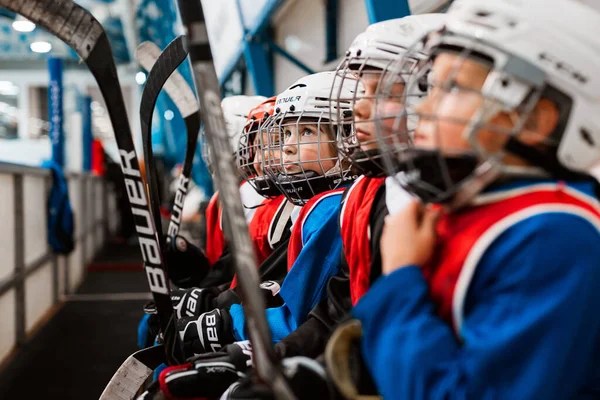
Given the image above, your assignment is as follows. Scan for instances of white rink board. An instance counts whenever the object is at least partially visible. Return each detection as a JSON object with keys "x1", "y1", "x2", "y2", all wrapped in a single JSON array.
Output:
[
  {"x1": 0, "y1": 289, "x2": 16, "y2": 362},
  {"x1": 69, "y1": 244, "x2": 84, "y2": 293},
  {"x1": 23, "y1": 175, "x2": 48, "y2": 266},
  {"x1": 25, "y1": 262, "x2": 53, "y2": 333},
  {"x1": 0, "y1": 175, "x2": 15, "y2": 282}
]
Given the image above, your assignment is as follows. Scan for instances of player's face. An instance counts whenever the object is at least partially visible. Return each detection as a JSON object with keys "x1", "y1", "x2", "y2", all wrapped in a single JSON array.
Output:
[
  {"x1": 254, "y1": 129, "x2": 280, "y2": 176},
  {"x1": 281, "y1": 122, "x2": 337, "y2": 175},
  {"x1": 354, "y1": 72, "x2": 407, "y2": 151},
  {"x1": 353, "y1": 73, "x2": 380, "y2": 151},
  {"x1": 414, "y1": 52, "x2": 513, "y2": 155}
]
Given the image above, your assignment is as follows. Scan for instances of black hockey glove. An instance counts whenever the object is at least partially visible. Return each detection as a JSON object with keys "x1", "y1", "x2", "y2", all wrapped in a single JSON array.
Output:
[
  {"x1": 178, "y1": 308, "x2": 236, "y2": 357},
  {"x1": 138, "y1": 286, "x2": 221, "y2": 348},
  {"x1": 259, "y1": 280, "x2": 284, "y2": 308},
  {"x1": 137, "y1": 341, "x2": 253, "y2": 400},
  {"x1": 171, "y1": 286, "x2": 221, "y2": 319},
  {"x1": 221, "y1": 356, "x2": 335, "y2": 400},
  {"x1": 164, "y1": 235, "x2": 210, "y2": 288}
]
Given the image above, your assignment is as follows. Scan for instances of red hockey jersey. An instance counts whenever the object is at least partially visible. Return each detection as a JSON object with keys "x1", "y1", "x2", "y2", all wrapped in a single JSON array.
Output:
[{"x1": 338, "y1": 175, "x2": 386, "y2": 305}]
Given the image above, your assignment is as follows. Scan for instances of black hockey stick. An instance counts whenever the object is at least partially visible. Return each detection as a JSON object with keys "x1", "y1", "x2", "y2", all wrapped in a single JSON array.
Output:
[
  {"x1": 136, "y1": 39, "x2": 200, "y2": 239},
  {"x1": 136, "y1": 36, "x2": 200, "y2": 242},
  {"x1": 0, "y1": 0, "x2": 183, "y2": 391},
  {"x1": 175, "y1": 1, "x2": 294, "y2": 398}
]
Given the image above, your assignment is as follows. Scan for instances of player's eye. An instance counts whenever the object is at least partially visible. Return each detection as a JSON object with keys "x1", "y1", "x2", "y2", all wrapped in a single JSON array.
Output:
[{"x1": 302, "y1": 128, "x2": 315, "y2": 137}]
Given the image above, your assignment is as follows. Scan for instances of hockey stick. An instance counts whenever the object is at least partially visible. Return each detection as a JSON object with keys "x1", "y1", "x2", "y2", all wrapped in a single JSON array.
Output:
[
  {"x1": 101, "y1": 345, "x2": 167, "y2": 400},
  {"x1": 0, "y1": 0, "x2": 183, "y2": 393},
  {"x1": 135, "y1": 36, "x2": 201, "y2": 240},
  {"x1": 175, "y1": 1, "x2": 294, "y2": 398},
  {"x1": 325, "y1": 320, "x2": 382, "y2": 400}
]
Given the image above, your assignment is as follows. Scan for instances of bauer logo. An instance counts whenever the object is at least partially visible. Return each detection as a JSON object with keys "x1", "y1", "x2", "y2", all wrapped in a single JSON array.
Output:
[
  {"x1": 276, "y1": 96, "x2": 302, "y2": 105},
  {"x1": 167, "y1": 175, "x2": 190, "y2": 237},
  {"x1": 119, "y1": 149, "x2": 168, "y2": 295},
  {"x1": 276, "y1": 93, "x2": 308, "y2": 113}
]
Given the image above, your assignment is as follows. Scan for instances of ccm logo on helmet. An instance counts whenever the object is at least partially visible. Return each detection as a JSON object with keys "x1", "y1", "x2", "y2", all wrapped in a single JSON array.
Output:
[
  {"x1": 119, "y1": 150, "x2": 168, "y2": 295},
  {"x1": 539, "y1": 52, "x2": 588, "y2": 84}
]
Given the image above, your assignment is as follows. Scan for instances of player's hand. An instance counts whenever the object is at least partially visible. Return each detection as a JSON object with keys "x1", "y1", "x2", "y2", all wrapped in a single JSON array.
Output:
[
  {"x1": 380, "y1": 200, "x2": 440, "y2": 275},
  {"x1": 178, "y1": 308, "x2": 236, "y2": 357},
  {"x1": 221, "y1": 357, "x2": 334, "y2": 400},
  {"x1": 171, "y1": 286, "x2": 220, "y2": 319},
  {"x1": 137, "y1": 341, "x2": 253, "y2": 400}
]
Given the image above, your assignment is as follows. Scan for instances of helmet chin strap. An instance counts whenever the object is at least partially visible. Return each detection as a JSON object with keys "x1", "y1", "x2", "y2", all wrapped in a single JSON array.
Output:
[{"x1": 324, "y1": 159, "x2": 343, "y2": 176}]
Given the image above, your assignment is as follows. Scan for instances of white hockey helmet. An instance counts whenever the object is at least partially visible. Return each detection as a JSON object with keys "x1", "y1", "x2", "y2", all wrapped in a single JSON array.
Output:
[
  {"x1": 347, "y1": 13, "x2": 447, "y2": 70},
  {"x1": 264, "y1": 71, "x2": 362, "y2": 205},
  {"x1": 443, "y1": 0, "x2": 600, "y2": 174},
  {"x1": 201, "y1": 95, "x2": 266, "y2": 173},
  {"x1": 334, "y1": 14, "x2": 446, "y2": 177},
  {"x1": 236, "y1": 96, "x2": 281, "y2": 198},
  {"x1": 376, "y1": 0, "x2": 600, "y2": 206}
]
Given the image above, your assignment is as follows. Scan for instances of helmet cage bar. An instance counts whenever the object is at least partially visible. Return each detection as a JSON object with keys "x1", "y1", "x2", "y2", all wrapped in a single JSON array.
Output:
[
  {"x1": 332, "y1": 53, "x2": 418, "y2": 176},
  {"x1": 237, "y1": 113, "x2": 282, "y2": 198},
  {"x1": 263, "y1": 109, "x2": 351, "y2": 205}
]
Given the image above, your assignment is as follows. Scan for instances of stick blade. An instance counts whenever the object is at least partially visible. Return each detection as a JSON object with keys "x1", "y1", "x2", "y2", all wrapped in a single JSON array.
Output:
[
  {"x1": 0, "y1": 0, "x2": 104, "y2": 60},
  {"x1": 100, "y1": 345, "x2": 166, "y2": 400},
  {"x1": 135, "y1": 38, "x2": 198, "y2": 118}
]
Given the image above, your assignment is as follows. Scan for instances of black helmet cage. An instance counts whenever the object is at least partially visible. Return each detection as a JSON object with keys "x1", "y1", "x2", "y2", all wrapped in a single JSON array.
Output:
[
  {"x1": 376, "y1": 29, "x2": 561, "y2": 205},
  {"x1": 262, "y1": 108, "x2": 354, "y2": 206},
  {"x1": 236, "y1": 113, "x2": 283, "y2": 198},
  {"x1": 332, "y1": 50, "x2": 424, "y2": 177}
]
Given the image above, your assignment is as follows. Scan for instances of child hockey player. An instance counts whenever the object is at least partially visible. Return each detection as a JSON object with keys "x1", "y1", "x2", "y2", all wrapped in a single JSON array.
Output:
[
  {"x1": 140, "y1": 72, "x2": 361, "y2": 399},
  {"x1": 354, "y1": 0, "x2": 600, "y2": 398}
]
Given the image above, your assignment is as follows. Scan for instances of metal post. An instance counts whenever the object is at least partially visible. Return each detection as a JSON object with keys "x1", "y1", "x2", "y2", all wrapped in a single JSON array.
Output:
[
  {"x1": 244, "y1": 36, "x2": 275, "y2": 96},
  {"x1": 13, "y1": 174, "x2": 26, "y2": 345},
  {"x1": 46, "y1": 176, "x2": 59, "y2": 305},
  {"x1": 267, "y1": 39, "x2": 315, "y2": 75},
  {"x1": 80, "y1": 175, "x2": 87, "y2": 280},
  {"x1": 325, "y1": 0, "x2": 339, "y2": 63},
  {"x1": 81, "y1": 95, "x2": 93, "y2": 172},
  {"x1": 363, "y1": 0, "x2": 411, "y2": 24}
]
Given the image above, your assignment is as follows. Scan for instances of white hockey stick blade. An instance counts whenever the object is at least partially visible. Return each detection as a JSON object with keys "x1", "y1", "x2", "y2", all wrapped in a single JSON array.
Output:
[
  {"x1": 136, "y1": 41, "x2": 198, "y2": 119},
  {"x1": 100, "y1": 345, "x2": 165, "y2": 400}
]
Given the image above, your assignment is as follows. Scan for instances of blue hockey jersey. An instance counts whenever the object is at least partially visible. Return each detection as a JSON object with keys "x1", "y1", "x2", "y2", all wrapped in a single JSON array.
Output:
[
  {"x1": 353, "y1": 179, "x2": 600, "y2": 399},
  {"x1": 230, "y1": 187, "x2": 346, "y2": 342}
]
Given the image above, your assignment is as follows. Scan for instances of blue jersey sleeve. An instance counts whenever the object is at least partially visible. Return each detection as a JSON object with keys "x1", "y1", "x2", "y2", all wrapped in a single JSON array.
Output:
[
  {"x1": 353, "y1": 212, "x2": 600, "y2": 400},
  {"x1": 230, "y1": 193, "x2": 344, "y2": 342}
]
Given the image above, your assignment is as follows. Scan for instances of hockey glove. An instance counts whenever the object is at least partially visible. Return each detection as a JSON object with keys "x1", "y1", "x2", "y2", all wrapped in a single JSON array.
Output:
[
  {"x1": 221, "y1": 356, "x2": 335, "y2": 400},
  {"x1": 178, "y1": 308, "x2": 236, "y2": 356},
  {"x1": 171, "y1": 286, "x2": 221, "y2": 319},
  {"x1": 137, "y1": 341, "x2": 253, "y2": 400},
  {"x1": 165, "y1": 235, "x2": 210, "y2": 288},
  {"x1": 138, "y1": 286, "x2": 220, "y2": 349}
]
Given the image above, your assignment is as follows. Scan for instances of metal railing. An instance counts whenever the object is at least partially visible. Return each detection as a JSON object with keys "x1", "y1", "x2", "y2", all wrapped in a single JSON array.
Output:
[{"x1": 0, "y1": 162, "x2": 117, "y2": 363}]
